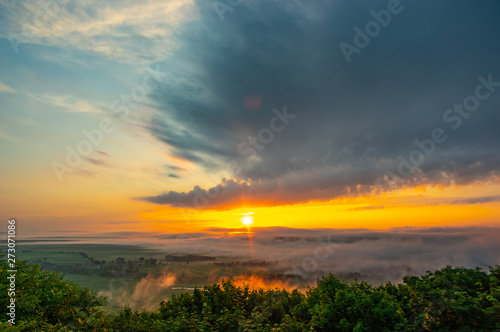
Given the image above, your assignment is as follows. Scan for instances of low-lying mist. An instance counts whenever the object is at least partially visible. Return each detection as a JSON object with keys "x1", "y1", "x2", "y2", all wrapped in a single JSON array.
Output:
[{"x1": 93, "y1": 226, "x2": 500, "y2": 309}]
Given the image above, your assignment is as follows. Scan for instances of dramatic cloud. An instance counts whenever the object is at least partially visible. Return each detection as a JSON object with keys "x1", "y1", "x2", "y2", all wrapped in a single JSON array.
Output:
[
  {"x1": 140, "y1": 176, "x2": 380, "y2": 208},
  {"x1": 139, "y1": 0, "x2": 500, "y2": 208}
]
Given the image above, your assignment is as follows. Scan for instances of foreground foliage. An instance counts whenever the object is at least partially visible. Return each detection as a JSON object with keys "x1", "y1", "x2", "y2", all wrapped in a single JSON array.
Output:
[{"x1": 1, "y1": 254, "x2": 499, "y2": 331}]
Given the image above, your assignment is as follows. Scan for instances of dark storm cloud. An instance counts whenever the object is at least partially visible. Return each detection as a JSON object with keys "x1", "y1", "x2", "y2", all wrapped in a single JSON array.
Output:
[
  {"x1": 141, "y1": 0, "x2": 500, "y2": 207},
  {"x1": 139, "y1": 177, "x2": 376, "y2": 208}
]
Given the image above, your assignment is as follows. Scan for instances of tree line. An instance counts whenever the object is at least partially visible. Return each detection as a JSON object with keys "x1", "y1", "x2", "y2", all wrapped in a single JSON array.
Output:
[{"x1": 1, "y1": 252, "x2": 499, "y2": 331}]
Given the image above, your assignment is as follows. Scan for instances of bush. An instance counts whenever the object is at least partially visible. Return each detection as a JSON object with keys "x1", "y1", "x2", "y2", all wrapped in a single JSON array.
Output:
[{"x1": 2, "y1": 252, "x2": 499, "y2": 331}]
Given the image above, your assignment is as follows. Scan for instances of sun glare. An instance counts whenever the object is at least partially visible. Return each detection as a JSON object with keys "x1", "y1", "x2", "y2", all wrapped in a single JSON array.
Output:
[{"x1": 241, "y1": 215, "x2": 254, "y2": 226}]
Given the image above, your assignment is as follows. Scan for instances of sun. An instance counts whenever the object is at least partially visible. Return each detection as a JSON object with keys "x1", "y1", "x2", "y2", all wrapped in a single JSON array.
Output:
[{"x1": 241, "y1": 215, "x2": 254, "y2": 226}]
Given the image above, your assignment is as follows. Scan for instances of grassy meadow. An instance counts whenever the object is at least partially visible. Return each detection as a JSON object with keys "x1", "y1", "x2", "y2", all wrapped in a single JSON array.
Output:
[{"x1": 14, "y1": 242, "x2": 284, "y2": 311}]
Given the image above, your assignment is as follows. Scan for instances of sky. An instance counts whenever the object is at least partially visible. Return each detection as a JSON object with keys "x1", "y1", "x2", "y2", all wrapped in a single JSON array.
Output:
[{"x1": 0, "y1": 0, "x2": 500, "y2": 237}]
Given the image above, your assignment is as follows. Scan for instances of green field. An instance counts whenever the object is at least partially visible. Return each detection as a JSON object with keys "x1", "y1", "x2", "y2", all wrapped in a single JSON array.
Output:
[{"x1": 12, "y1": 242, "x2": 283, "y2": 311}]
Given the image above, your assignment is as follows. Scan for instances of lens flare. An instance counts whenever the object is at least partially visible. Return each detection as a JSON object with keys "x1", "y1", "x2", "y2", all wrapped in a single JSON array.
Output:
[{"x1": 241, "y1": 215, "x2": 254, "y2": 226}]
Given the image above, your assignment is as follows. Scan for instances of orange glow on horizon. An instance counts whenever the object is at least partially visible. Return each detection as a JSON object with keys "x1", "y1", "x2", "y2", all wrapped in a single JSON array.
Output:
[
  {"x1": 13, "y1": 179, "x2": 498, "y2": 235},
  {"x1": 136, "y1": 181, "x2": 500, "y2": 233}
]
